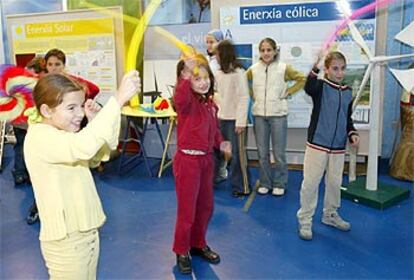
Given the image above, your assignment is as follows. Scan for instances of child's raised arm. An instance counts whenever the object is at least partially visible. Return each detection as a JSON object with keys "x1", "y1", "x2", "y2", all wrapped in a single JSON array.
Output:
[
  {"x1": 173, "y1": 56, "x2": 201, "y2": 110},
  {"x1": 313, "y1": 49, "x2": 328, "y2": 70},
  {"x1": 304, "y1": 50, "x2": 327, "y2": 97},
  {"x1": 26, "y1": 71, "x2": 141, "y2": 165}
]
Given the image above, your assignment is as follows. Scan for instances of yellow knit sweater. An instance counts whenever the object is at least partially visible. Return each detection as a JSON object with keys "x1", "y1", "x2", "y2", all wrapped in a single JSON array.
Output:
[{"x1": 24, "y1": 97, "x2": 121, "y2": 241}]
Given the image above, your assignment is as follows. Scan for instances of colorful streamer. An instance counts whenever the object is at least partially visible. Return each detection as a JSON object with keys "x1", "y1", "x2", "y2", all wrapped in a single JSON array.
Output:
[
  {"x1": 0, "y1": 65, "x2": 38, "y2": 124},
  {"x1": 82, "y1": 0, "x2": 162, "y2": 107},
  {"x1": 128, "y1": 0, "x2": 162, "y2": 107}
]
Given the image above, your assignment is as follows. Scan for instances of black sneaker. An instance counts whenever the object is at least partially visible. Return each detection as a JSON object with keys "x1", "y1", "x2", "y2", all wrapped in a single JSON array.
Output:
[
  {"x1": 176, "y1": 253, "x2": 191, "y2": 274},
  {"x1": 14, "y1": 174, "x2": 26, "y2": 185},
  {"x1": 26, "y1": 211, "x2": 39, "y2": 225},
  {"x1": 232, "y1": 191, "x2": 250, "y2": 198},
  {"x1": 13, "y1": 170, "x2": 30, "y2": 186},
  {"x1": 190, "y1": 246, "x2": 220, "y2": 264}
]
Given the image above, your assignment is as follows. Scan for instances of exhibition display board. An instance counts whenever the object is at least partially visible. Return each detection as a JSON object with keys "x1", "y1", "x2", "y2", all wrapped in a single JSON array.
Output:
[
  {"x1": 219, "y1": 0, "x2": 376, "y2": 129},
  {"x1": 6, "y1": 6, "x2": 125, "y2": 94}
]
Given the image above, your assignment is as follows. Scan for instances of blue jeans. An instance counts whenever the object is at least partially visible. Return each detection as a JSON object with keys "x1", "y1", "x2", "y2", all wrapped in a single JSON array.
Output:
[
  {"x1": 219, "y1": 120, "x2": 250, "y2": 193},
  {"x1": 254, "y1": 116, "x2": 288, "y2": 190}
]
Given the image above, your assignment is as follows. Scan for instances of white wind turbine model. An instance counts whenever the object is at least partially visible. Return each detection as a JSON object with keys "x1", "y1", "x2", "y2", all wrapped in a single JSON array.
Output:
[{"x1": 336, "y1": 0, "x2": 414, "y2": 196}]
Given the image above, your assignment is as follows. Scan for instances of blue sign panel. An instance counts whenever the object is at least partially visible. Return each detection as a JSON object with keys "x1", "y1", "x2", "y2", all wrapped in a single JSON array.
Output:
[{"x1": 240, "y1": 0, "x2": 375, "y2": 25}]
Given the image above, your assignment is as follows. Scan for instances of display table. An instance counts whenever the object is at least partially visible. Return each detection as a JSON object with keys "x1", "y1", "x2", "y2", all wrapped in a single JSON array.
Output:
[{"x1": 118, "y1": 105, "x2": 176, "y2": 177}]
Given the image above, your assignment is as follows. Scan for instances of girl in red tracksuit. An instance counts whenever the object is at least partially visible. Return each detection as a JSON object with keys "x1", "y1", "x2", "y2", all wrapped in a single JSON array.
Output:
[{"x1": 172, "y1": 55, "x2": 231, "y2": 274}]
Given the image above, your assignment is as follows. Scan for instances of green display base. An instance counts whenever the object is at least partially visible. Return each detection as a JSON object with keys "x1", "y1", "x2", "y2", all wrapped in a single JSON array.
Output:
[{"x1": 341, "y1": 177, "x2": 410, "y2": 210}]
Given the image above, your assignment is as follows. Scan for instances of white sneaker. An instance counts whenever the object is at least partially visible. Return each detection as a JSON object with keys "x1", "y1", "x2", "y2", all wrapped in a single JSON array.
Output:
[
  {"x1": 272, "y1": 188, "x2": 285, "y2": 196},
  {"x1": 298, "y1": 223, "x2": 313, "y2": 240},
  {"x1": 218, "y1": 166, "x2": 228, "y2": 178},
  {"x1": 322, "y1": 212, "x2": 351, "y2": 231},
  {"x1": 220, "y1": 168, "x2": 228, "y2": 179},
  {"x1": 257, "y1": 187, "x2": 269, "y2": 195}
]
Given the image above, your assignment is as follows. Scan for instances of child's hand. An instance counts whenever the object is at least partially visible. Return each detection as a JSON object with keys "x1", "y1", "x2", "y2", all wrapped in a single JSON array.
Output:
[
  {"x1": 314, "y1": 49, "x2": 329, "y2": 69},
  {"x1": 220, "y1": 141, "x2": 232, "y2": 162},
  {"x1": 181, "y1": 57, "x2": 197, "y2": 79},
  {"x1": 181, "y1": 64, "x2": 192, "y2": 80},
  {"x1": 115, "y1": 70, "x2": 141, "y2": 107},
  {"x1": 349, "y1": 134, "x2": 360, "y2": 147},
  {"x1": 280, "y1": 91, "x2": 289, "y2": 99},
  {"x1": 235, "y1": 126, "x2": 245, "y2": 134},
  {"x1": 84, "y1": 99, "x2": 102, "y2": 122}
]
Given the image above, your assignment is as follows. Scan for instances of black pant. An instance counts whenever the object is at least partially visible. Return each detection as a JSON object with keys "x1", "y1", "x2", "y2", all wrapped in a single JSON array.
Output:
[
  {"x1": 12, "y1": 127, "x2": 28, "y2": 178},
  {"x1": 29, "y1": 200, "x2": 38, "y2": 214}
]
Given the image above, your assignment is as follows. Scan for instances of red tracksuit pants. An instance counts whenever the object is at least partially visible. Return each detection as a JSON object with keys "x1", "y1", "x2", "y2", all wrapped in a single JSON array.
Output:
[{"x1": 172, "y1": 151, "x2": 214, "y2": 255}]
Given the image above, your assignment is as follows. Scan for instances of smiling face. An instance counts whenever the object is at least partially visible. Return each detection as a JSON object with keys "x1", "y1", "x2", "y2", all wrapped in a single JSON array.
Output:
[
  {"x1": 325, "y1": 58, "x2": 346, "y2": 84},
  {"x1": 46, "y1": 56, "x2": 65, "y2": 74},
  {"x1": 259, "y1": 41, "x2": 277, "y2": 65},
  {"x1": 45, "y1": 90, "x2": 86, "y2": 132},
  {"x1": 190, "y1": 66, "x2": 211, "y2": 96}
]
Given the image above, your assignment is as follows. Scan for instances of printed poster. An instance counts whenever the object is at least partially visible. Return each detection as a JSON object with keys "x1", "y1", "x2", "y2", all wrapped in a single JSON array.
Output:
[
  {"x1": 10, "y1": 18, "x2": 118, "y2": 95},
  {"x1": 220, "y1": 0, "x2": 376, "y2": 128}
]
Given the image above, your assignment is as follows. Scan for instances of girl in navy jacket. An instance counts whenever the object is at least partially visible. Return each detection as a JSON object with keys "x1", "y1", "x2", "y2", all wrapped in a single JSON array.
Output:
[{"x1": 297, "y1": 51, "x2": 360, "y2": 241}]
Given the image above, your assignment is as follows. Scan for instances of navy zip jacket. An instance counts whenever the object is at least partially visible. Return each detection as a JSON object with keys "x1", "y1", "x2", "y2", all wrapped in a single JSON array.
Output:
[{"x1": 305, "y1": 67, "x2": 358, "y2": 153}]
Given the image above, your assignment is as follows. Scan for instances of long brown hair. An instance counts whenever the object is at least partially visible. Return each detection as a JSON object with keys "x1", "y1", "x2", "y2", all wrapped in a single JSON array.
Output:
[
  {"x1": 26, "y1": 57, "x2": 46, "y2": 74},
  {"x1": 33, "y1": 74, "x2": 85, "y2": 113},
  {"x1": 216, "y1": 40, "x2": 242, "y2": 73}
]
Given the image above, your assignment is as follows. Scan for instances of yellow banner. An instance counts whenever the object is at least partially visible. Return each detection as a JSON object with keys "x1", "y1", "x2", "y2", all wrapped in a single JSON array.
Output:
[{"x1": 23, "y1": 18, "x2": 113, "y2": 38}]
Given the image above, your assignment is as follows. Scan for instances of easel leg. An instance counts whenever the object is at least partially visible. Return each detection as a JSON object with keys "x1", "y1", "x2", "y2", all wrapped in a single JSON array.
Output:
[
  {"x1": 238, "y1": 131, "x2": 250, "y2": 194},
  {"x1": 243, "y1": 180, "x2": 261, "y2": 213},
  {"x1": 118, "y1": 118, "x2": 131, "y2": 174}
]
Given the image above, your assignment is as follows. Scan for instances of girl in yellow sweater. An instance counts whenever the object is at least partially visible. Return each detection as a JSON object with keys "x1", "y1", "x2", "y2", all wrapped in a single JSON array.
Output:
[{"x1": 24, "y1": 71, "x2": 140, "y2": 279}]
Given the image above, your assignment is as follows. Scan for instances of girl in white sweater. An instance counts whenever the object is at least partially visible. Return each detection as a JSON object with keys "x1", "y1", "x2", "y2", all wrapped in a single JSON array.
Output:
[
  {"x1": 215, "y1": 40, "x2": 250, "y2": 197},
  {"x1": 24, "y1": 71, "x2": 140, "y2": 279}
]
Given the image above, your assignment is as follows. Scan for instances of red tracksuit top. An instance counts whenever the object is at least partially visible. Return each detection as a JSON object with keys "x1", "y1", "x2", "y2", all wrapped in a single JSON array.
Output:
[
  {"x1": 174, "y1": 78, "x2": 223, "y2": 154},
  {"x1": 69, "y1": 74, "x2": 100, "y2": 100}
]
